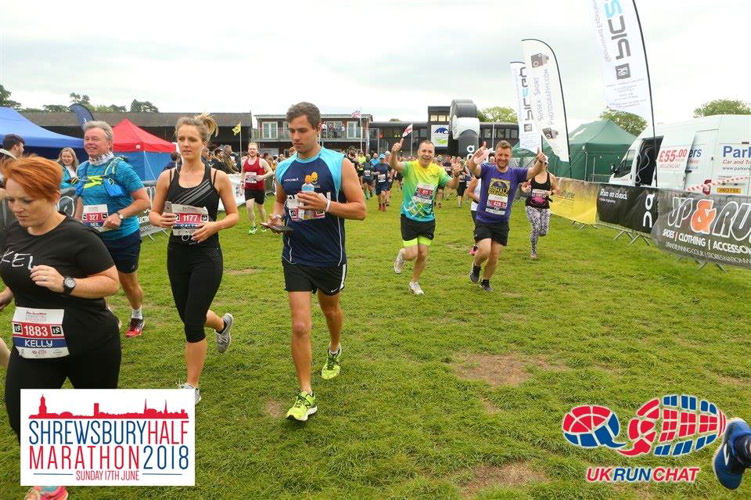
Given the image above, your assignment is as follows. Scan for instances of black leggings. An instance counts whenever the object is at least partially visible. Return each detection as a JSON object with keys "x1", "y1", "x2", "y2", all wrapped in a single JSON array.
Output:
[
  {"x1": 167, "y1": 243, "x2": 223, "y2": 343},
  {"x1": 4, "y1": 336, "x2": 121, "y2": 439}
]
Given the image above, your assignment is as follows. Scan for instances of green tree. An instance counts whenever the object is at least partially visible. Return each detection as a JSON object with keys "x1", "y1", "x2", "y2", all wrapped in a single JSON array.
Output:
[
  {"x1": 0, "y1": 84, "x2": 22, "y2": 109},
  {"x1": 389, "y1": 118, "x2": 401, "y2": 122},
  {"x1": 93, "y1": 104, "x2": 127, "y2": 112},
  {"x1": 130, "y1": 99, "x2": 159, "y2": 112},
  {"x1": 478, "y1": 106, "x2": 517, "y2": 123},
  {"x1": 599, "y1": 108, "x2": 647, "y2": 136},
  {"x1": 42, "y1": 104, "x2": 69, "y2": 112},
  {"x1": 69, "y1": 92, "x2": 92, "y2": 108},
  {"x1": 693, "y1": 99, "x2": 751, "y2": 117}
]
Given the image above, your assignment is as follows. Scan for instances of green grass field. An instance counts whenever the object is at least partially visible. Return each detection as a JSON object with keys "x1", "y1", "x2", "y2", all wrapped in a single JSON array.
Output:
[{"x1": 1, "y1": 188, "x2": 750, "y2": 499}]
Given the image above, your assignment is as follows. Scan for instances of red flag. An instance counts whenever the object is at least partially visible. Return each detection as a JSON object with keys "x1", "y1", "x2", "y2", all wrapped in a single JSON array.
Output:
[
  {"x1": 351, "y1": 110, "x2": 361, "y2": 119},
  {"x1": 402, "y1": 123, "x2": 413, "y2": 137}
]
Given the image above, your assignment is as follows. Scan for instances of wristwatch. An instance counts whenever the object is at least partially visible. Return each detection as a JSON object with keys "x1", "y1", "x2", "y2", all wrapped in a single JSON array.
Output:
[
  {"x1": 62, "y1": 276, "x2": 76, "y2": 296},
  {"x1": 115, "y1": 211, "x2": 124, "y2": 219}
]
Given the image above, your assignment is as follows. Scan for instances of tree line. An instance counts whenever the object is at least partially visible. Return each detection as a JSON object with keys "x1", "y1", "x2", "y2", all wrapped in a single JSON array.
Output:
[{"x1": 0, "y1": 84, "x2": 159, "y2": 113}]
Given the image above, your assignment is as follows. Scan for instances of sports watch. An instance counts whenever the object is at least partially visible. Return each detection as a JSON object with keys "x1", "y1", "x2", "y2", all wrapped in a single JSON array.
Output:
[{"x1": 62, "y1": 276, "x2": 77, "y2": 296}]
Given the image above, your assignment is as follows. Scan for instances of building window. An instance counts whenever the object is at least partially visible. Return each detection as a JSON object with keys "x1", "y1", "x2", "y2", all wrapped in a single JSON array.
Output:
[
  {"x1": 418, "y1": 128, "x2": 427, "y2": 138},
  {"x1": 280, "y1": 122, "x2": 288, "y2": 138},
  {"x1": 510, "y1": 128, "x2": 518, "y2": 139},
  {"x1": 262, "y1": 122, "x2": 278, "y2": 139},
  {"x1": 483, "y1": 128, "x2": 492, "y2": 139},
  {"x1": 439, "y1": 114, "x2": 448, "y2": 122},
  {"x1": 430, "y1": 114, "x2": 438, "y2": 122},
  {"x1": 347, "y1": 121, "x2": 359, "y2": 139}
]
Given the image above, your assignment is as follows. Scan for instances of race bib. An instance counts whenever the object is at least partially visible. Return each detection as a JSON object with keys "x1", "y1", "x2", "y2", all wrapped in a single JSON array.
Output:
[
  {"x1": 530, "y1": 188, "x2": 548, "y2": 207},
  {"x1": 166, "y1": 202, "x2": 209, "y2": 236},
  {"x1": 286, "y1": 193, "x2": 329, "y2": 222},
  {"x1": 412, "y1": 183, "x2": 435, "y2": 207},
  {"x1": 82, "y1": 204, "x2": 110, "y2": 232},
  {"x1": 377, "y1": 174, "x2": 387, "y2": 183},
  {"x1": 363, "y1": 170, "x2": 372, "y2": 177},
  {"x1": 244, "y1": 172, "x2": 258, "y2": 185},
  {"x1": 13, "y1": 307, "x2": 68, "y2": 359},
  {"x1": 486, "y1": 193, "x2": 508, "y2": 216}
]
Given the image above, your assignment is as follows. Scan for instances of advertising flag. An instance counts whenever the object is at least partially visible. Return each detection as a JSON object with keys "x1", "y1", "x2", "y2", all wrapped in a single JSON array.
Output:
[
  {"x1": 232, "y1": 122, "x2": 241, "y2": 135},
  {"x1": 402, "y1": 123, "x2": 413, "y2": 137},
  {"x1": 351, "y1": 110, "x2": 361, "y2": 119},
  {"x1": 521, "y1": 39, "x2": 570, "y2": 162},
  {"x1": 510, "y1": 61, "x2": 541, "y2": 154},
  {"x1": 588, "y1": 0, "x2": 653, "y2": 122}
]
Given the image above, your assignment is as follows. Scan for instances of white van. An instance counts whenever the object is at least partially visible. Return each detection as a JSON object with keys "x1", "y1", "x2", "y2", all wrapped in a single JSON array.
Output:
[{"x1": 609, "y1": 115, "x2": 751, "y2": 196}]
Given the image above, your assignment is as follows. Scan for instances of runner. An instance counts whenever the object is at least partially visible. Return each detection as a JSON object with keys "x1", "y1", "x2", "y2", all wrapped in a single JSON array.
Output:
[
  {"x1": 271, "y1": 102, "x2": 365, "y2": 421},
  {"x1": 2, "y1": 157, "x2": 121, "y2": 500},
  {"x1": 373, "y1": 153, "x2": 390, "y2": 212},
  {"x1": 242, "y1": 142, "x2": 274, "y2": 234},
  {"x1": 148, "y1": 114, "x2": 238, "y2": 405},
  {"x1": 467, "y1": 141, "x2": 546, "y2": 291},
  {"x1": 466, "y1": 174, "x2": 482, "y2": 256},
  {"x1": 74, "y1": 121, "x2": 151, "y2": 337},
  {"x1": 521, "y1": 160, "x2": 559, "y2": 259},
  {"x1": 383, "y1": 152, "x2": 394, "y2": 206},
  {"x1": 456, "y1": 158, "x2": 471, "y2": 208},
  {"x1": 390, "y1": 139, "x2": 461, "y2": 295},
  {"x1": 362, "y1": 159, "x2": 375, "y2": 200}
]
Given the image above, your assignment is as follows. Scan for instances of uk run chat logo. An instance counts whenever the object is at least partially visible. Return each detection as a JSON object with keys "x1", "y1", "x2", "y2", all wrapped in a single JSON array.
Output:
[{"x1": 561, "y1": 395, "x2": 726, "y2": 483}]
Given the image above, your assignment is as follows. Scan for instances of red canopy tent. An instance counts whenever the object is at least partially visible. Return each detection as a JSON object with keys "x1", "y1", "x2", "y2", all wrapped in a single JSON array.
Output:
[{"x1": 112, "y1": 119, "x2": 175, "y2": 180}]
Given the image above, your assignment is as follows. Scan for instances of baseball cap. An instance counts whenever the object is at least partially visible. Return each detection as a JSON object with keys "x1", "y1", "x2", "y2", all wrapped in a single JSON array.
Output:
[{"x1": 378, "y1": 154, "x2": 385, "y2": 159}]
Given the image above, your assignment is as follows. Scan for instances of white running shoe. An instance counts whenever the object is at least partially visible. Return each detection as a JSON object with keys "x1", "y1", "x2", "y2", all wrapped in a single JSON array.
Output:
[
  {"x1": 216, "y1": 313, "x2": 233, "y2": 353},
  {"x1": 408, "y1": 281, "x2": 424, "y2": 295},
  {"x1": 393, "y1": 249, "x2": 405, "y2": 274},
  {"x1": 180, "y1": 383, "x2": 201, "y2": 405}
]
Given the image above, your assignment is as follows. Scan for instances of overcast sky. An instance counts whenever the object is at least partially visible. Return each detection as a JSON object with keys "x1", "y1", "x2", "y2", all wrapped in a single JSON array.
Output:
[{"x1": 2, "y1": 0, "x2": 749, "y2": 128}]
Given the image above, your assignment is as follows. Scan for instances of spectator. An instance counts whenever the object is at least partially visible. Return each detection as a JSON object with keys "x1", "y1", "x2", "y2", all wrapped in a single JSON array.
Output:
[
  {"x1": 163, "y1": 152, "x2": 181, "y2": 171},
  {"x1": 223, "y1": 145, "x2": 240, "y2": 171},
  {"x1": 57, "y1": 147, "x2": 80, "y2": 190},
  {"x1": 0, "y1": 134, "x2": 24, "y2": 162}
]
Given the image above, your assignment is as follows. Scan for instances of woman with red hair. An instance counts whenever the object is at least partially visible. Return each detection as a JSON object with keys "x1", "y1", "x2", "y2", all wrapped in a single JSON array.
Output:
[{"x1": 1, "y1": 156, "x2": 121, "y2": 500}]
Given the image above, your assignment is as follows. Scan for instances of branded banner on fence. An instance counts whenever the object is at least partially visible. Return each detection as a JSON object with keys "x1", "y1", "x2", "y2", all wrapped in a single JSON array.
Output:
[
  {"x1": 521, "y1": 39, "x2": 570, "y2": 162},
  {"x1": 651, "y1": 191, "x2": 751, "y2": 269},
  {"x1": 588, "y1": 0, "x2": 652, "y2": 123},
  {"x1": 551, "y1": 178, "x2": 599, "y2": 225},
  {"x1": 597, "y1": 184, "x2": 659, "y2": 233},
  {"x1": 510, "y1": 61, "x2": 541, "y2": 154}
]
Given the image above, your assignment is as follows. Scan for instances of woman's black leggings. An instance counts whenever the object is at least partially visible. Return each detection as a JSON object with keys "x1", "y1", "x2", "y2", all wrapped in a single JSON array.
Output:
[
  {"x1": 4, "y1": 336, "x2": 121, "y2": 439},
  {"x1": 167, "y1": 243, "x2": 223, "y2": 343}
]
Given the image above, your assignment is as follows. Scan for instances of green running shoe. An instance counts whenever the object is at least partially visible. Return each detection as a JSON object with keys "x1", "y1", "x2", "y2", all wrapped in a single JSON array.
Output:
[
  {"x1": 286, "y1": 391, "x2": 317, "y2": 421},
  {"x1": 248, "y1": 225, "x2": 258, "y2": 235},
  {"x1": 321, "y1": 348, "x2": 342, "y2": 380}
]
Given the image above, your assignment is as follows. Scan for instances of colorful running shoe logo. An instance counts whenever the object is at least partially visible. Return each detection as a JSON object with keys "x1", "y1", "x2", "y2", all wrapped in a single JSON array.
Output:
[{"x1": 562, "y1": 395, "x2": 726, "y2": 457}]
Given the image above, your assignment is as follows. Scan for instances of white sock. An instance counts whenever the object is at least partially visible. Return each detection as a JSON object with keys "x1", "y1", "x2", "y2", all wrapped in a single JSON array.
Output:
[
  {"x1": 131, "y1": 308, "x2": 143, "y2": 319},
  {"x1": 329, "y1": 345, "x2": 341, "y2": 355}
]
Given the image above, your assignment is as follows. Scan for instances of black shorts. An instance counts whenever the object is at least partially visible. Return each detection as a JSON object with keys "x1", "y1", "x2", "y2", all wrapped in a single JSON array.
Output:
[
  {"x1": 283, "y1": 260, "x2": 347, "y2": 295},
  {"x1": 363, "y1": 178, "x2": 374, "y2": 186},
  {"x1": 244, "y1": 188, "x2": 265, "y2": 204},
  {"x1": 400, "y1": 215, "x2": 435, "y2": 242},
  {"x1": 376, "y1": 183, "x2": 389, "y2": 195},
  {"x1": 457, "y1": 182, "x2": 467, "y2": 196},
  {"x1": 474, "y1": 219, "x2": 509, "y2": 246},
  {"x1": 104, "y1": 230, "x2": 142, "y2": 273}
]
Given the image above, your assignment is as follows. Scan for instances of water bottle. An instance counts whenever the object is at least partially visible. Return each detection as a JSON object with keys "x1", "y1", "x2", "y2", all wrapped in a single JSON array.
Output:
[{"x1": 301, "y1": 181, "x2": 315, "y2": 219}]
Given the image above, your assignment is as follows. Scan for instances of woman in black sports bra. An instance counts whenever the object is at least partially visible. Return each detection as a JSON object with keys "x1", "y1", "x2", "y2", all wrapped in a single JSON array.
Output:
[
  {"x1": 521, "y1": 162, "x2": 560, "y2": 260},
  {"x1": 148, "y1": 113, "x2": 239, "y2": 405}
]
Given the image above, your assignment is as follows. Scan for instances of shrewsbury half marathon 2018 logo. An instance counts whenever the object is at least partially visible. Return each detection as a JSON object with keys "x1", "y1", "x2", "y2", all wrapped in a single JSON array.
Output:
[
  {"x1": 20, "y1": 389, "x2": 195, "y2": 487},
  {"x1": 561, "y1": 394, "x2": 726, "y2": 483}
]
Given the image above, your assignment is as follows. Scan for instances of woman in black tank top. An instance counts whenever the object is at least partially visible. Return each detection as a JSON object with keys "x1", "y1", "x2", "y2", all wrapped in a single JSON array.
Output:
[
  {"x1": 148, "y1": 114, "x2": 239, "y2": 405},
  {"x1": 521, "y1": 163, "x2": 560, "y2": 260}
]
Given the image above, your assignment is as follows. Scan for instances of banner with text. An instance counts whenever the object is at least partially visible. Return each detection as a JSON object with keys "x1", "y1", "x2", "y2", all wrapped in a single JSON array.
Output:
[
  {"x1": 510, "y1": 61, "x2": 541, "y2": 154},
  {"x1": 651, "y1": 191, "x2": 751, "y2": 269},
  {"x1": 21, "y1": 389, "x2": 195, "y2": 486},
  {"x1": 597, "y1": 184, "x2": 659, "y2": 233},
  {"x1": 588, "y1": 0, "x2": 652, "y2": 122},
  {"x1": 521, "y1": 38, "x2": 570, "y2": 162},
  {"x1": 551, "y1": 178, "x2": 599, "y2": 225}
]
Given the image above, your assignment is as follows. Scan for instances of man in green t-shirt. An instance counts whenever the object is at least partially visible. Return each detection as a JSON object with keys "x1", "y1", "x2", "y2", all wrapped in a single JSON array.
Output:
[{"x1": 389, "y1": 139, "x2": 461, "y2": 295}]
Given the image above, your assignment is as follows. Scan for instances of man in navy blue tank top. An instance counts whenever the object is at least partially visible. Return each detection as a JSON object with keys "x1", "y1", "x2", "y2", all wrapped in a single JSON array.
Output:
[{"x1": 271, "y1": 102, "x2": 366, "y2": 421}]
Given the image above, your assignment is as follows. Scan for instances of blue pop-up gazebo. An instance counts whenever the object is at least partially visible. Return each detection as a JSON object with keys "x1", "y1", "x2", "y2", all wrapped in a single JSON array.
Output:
[{"x1": 0, "y1": 107, "x2": 83, "y2": 158}]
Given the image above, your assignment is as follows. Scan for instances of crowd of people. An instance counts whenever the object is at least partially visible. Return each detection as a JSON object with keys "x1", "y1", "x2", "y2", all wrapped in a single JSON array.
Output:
[{"x1": 1, "y1": 103, "x2": 746, "y2": 498}]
